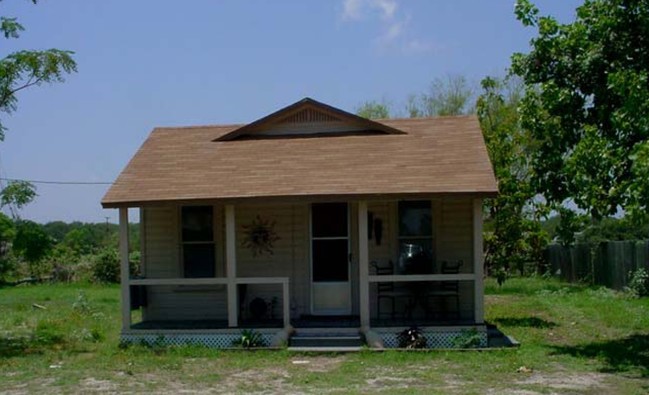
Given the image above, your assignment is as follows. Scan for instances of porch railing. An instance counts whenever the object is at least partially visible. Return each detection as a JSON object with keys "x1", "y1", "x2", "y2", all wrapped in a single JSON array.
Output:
[{"x1": 129, "y1": 277, "x2": 290, "y2": 328}]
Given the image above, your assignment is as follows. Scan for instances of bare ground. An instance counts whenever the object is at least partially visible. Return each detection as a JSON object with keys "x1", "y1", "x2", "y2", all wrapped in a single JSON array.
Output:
[{"x1": 3, "y1": 355, "x2": 641, "y2": 395}]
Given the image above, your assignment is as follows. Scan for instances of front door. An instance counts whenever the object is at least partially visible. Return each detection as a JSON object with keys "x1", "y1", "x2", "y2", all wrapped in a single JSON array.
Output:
[{"x1": 311, "y1": 202, "x2": 351, "y2": 315}]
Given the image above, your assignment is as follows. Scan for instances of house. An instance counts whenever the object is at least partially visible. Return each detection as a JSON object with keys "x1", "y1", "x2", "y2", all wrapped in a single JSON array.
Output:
[{"x1": 101, "y1": 98, "x2": 498, "y2": 349}]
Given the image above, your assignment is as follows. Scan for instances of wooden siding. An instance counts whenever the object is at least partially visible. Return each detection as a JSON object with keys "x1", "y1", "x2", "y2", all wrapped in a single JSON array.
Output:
[
  {"x1": 367, "y1": 201, "x2": 395, "y2": 267},
  {"x1": 235, "y1": 203, "x2": 309, "y2": 319},
  {"x1": 142, "y1": 206, "x2": 227, "y2": 321},
  {"x1": 436, "y1": 198, "x2": 474, "y2": 273},
  {"x1": 140, "y1": 197, "x2": 477, "y2": 323},
  {"x1": 367, "y1": 198, "x2": 475, "y2": 320}
]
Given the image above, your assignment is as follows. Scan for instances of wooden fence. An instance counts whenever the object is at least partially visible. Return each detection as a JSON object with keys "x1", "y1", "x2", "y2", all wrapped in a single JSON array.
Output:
[{"x1": 545, "y1": 241, "x2": 649, "y2": 290}]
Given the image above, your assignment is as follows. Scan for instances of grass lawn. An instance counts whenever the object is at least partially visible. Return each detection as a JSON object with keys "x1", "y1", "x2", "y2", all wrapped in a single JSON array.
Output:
[{"x1": 1, "y1": 278, "x2": 648, "y2": 394}]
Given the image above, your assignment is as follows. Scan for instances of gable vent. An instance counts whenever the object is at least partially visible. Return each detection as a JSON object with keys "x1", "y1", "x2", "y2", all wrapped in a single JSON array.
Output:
[{"x1": 279, "y1": 108, "x2": 341, "y2": 124}]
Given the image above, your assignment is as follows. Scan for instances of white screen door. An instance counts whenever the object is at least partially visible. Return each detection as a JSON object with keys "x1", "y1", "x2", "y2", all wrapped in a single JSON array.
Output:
[{"x1": 311, "y1": 202, "x2": 351, "y2": 315}]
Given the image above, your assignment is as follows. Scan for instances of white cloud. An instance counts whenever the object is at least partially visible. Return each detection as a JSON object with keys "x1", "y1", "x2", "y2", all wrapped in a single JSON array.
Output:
[
  {"x1": 403, "y1": 39, "x2": 435, "y2": 54},
  {"x1": 340, "y1": 0, "x2": 433, "y2": 55},
  {"x1": 342, "y1": 0, "x2": 364, "y2": 20},
  {"x1": 342, "y1": 0, "x2": 398, "y2": 21},
  {"x1": 374, "y1": 0, "x2": 398, "y2": 20}
]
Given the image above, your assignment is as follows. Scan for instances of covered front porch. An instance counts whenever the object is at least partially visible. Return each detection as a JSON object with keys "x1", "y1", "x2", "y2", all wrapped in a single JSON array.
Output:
[{"x1": 116, "y1": 196, "x2": 486, "y2": 347}]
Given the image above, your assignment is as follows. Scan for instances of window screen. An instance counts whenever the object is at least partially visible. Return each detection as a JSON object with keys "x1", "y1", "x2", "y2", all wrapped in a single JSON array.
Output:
[{"x1": 181, "y1": 206, "x2": 215, "y2": 278}]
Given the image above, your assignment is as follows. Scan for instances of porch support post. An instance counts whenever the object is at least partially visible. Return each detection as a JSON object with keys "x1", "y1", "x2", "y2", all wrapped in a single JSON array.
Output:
[
  {"x1": 119, "y1": 208, "x2": 131, "y2": 331},
  {"x1": 473, "y1": 199, "x2": 484, "y2": 324},
  {"x1": 358, "y1": 201, "x2": 370, "y2": 329},
  {"x1": 225, "y1": 204, "x2": 238, "y2": 328}
]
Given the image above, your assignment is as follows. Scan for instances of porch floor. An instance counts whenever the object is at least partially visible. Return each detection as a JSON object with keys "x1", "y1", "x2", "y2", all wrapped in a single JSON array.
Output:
[
  {"x1": 130, "y1": 319, "x2": 283, "y2": 330},
  {"x1": 130, "y1": 317, "x2": 475, "y2": 330}
]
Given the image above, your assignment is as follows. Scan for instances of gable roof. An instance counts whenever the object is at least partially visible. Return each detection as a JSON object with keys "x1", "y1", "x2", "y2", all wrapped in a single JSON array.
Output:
[
  {"x1": 101, "y1": 101, "x2": 498, "y2": 208},
  {"x1": 215, "y1": 97, "x2": 404, "y2": 141}
]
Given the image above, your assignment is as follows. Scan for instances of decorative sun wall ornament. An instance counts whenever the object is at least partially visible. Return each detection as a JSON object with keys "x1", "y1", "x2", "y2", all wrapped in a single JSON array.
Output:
[{"x1": 241, "y1": 215, "x2": 280, "y2": 257}]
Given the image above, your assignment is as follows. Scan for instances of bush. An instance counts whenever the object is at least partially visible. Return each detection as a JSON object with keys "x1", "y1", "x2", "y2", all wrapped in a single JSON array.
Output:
[
  {"x1": 452, "y1": 328, "x2": 482, "y2": 348},
  {"x1": 627, "y1": 268, "x2": 649, "y2": 298},
  {"x1": 91, "y1": 248, "x2": 139, "y2": 283},
  {"x1": 232, "y1": 329, "x2": 266, "y2": 348},
  {"x1": 92, "y1": 248, "x2": 120, "y2": 283}
]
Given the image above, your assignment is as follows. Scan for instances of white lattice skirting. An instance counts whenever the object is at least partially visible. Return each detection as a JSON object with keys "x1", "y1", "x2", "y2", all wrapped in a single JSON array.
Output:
[
  {"x1": 121, "y1": 332, "x2": 276, "y2": 348},
  {"x1": 377, "y1": 328, "x2": 488, "y2": 348}
]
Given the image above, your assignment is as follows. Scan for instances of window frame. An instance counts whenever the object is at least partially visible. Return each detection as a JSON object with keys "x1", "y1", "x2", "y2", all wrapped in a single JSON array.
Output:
[
  {"x1": 180, "y1": 205, "x2": 216, "y2": 278},
  {"x1": 397, "y1": 200, "x2": 434, "y2": 273}
]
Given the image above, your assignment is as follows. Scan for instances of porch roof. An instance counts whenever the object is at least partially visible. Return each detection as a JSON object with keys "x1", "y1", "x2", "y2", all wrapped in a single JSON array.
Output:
[{"x1": 102, "y1": 102, "x2": 498, "y2": 208}]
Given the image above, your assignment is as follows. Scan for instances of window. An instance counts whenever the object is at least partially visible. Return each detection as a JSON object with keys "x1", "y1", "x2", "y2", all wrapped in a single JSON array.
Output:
[
  {"x1": 181, "y1": 206, "x2": 215, "y2": 278},
  {"x1": 311, "y1": 203, "x2": 349, "y2": 282},
  {"x1": 397, "y1": 200, "x2": 433, "y2": 274}
]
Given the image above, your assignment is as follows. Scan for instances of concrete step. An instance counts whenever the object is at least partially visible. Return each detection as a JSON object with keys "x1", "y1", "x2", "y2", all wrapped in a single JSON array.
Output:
[
  {"x1": 288, "y1": 346, "x2": 363, "y2": 352},
  {"x1": 290, "y1": 332, "x2": 364, "y2": 348}
]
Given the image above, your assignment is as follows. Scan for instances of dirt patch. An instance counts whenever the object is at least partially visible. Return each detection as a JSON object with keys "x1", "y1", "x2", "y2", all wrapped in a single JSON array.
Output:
[
  {"x1": 79, "y1": 377, "x2": 119, "y2": 393},
  {"x1": 517, "y1": 371, "x2": 607, "y2": 391},
  {"x1": 291, "y1": 355, "x2": 346, "y2": 372}
]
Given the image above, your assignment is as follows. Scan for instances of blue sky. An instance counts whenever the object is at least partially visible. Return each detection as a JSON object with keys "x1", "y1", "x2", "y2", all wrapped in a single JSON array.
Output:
[{"x1": 0, "y1": 0, "x2": 581, "y2": 223}]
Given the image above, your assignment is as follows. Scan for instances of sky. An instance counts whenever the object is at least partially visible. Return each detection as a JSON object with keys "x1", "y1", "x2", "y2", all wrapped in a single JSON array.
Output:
[{"x1": 0, "y1": 0, "x2": 582, "y2": 224}]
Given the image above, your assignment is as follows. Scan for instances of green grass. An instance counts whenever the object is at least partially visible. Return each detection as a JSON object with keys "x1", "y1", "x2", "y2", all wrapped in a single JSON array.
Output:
[{"x1": 1, "y1": 278, "x2": 648, "y2": 394}]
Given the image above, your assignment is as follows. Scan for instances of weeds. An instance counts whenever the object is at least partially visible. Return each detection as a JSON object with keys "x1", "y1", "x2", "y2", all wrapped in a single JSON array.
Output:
[
  {"x1": 451, "y1": 328, "x2": 482, "y2": 348},
  {"x1": 627, "y1": 268, "x2": 649, "y2": 298},
  {"x1": 232, "y1": 329, "x2": 266, "y2": 348}
]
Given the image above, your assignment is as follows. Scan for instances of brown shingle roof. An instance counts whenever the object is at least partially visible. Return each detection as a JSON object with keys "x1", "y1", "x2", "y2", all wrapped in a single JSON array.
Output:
[{"x1": 101, "y1": 105, "x2": 497, "y2": 208}]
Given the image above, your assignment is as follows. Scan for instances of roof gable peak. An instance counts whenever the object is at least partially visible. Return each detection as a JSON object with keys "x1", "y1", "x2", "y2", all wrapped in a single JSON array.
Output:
[{"x1": 214, "y1": 97, "x2": 405, "y2": 141}]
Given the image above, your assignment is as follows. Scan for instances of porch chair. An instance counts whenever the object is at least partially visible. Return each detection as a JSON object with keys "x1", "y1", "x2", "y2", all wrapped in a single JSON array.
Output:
[
  {"x1": 426, "y1": 260, "x2": 463, "y2": 320},
  {"x1": 372, "y1": 260, "x2": 410, "y2": 320}
]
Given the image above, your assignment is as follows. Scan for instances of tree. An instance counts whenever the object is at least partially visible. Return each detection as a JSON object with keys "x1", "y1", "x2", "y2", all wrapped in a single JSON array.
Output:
[
  {"x1": 511, "y1": 0, "x2": 649, "y2": 224},
  {"x1": 408, "y1": 75, "x2": 475, "y2": 117},
  {"x1": 13, "y1": 220, "x2": 52, "y2": 276},
  {"x1": 0, "y1": 1, "x2": 77, "y2": 212},
  {"x1": 477, "y1": 76, "x2": 549, "y2": 282},
  {"x1": 0, "y1": 180, "x2": 36, "y2": 218},
  {"x1": 0, "y1": 1, "x2": 77, "y2": 136},
  {"x1": 356, "y1": 100, "x2": 390, "y2": 119},
  {"x1": 0, "y1": 212, "x2": 15, "y2": 279}
]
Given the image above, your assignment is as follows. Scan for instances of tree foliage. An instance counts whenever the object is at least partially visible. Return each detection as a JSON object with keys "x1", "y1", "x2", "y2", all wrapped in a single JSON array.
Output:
[
  {"x1": 407, "y1": 75, "x2": 474, "y2": 117},
  {"x1": 0, "y1": 1, "x2": 77, "y2": 217},
  {"x1": 12, "y1": 220, "x2": 52, "y2": 266},
  {"x1": 511, "y1": 0, "x2": 649, "y2": 223},
  {"x1": 356, "y1": 100, "x2": 390, "y2": 119},
  {"x1": 477, "y1": 76, "x2": 549, "y2": 282},
  {"x1": 0, "y1": 180, "x2": 36, "y2": 216},
  {"x1": 0, "y1": 1, "x2": 77, "y2": 137}
]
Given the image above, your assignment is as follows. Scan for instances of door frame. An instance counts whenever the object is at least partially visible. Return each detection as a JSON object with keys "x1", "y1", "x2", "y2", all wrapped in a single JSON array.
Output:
[{"x1": 309, "y1": 202, "x2": 352, "y2": 315}]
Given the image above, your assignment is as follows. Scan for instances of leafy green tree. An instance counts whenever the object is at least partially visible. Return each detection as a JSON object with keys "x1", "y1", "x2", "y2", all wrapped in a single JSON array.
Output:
[
  {"x1": 0, "y1": 180, "x2": 36, "y2": 218},
  {"x1": 0, "y1": 212, "x2": 15, "y2": 279},
  {"x1": 511, "y1": 0, "x2": 649, "y2": 226},
  {"x1": 13, "y1": 220, "x2": 52, "y2": 276},
  {"x1": 356, "y1": 100, "x2": 390, "y2": 119},
  {"x1": 477, "y1": 76, "x2": 549, "y2": 282},
  {"x1": 0, "y1": 1, "x2": 77, "y2": 212},
  {"x1": 62, "y1": 227, "x2": 96, "y2": 256},
  {"x1": 0, "y1": 1, "x2": 77, "y2": 136},
  {"x1": 409, "y1": 75, "x2": 475, "y2": 117}
]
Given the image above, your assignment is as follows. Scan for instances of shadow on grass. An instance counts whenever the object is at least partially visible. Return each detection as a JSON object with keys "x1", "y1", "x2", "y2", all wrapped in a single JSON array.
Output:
[
  {"x1": 0, "y1": 325, "x2": 66, "y2": 358},
  {"x1": 551, "y1": 333, "x2": 649, "y2": 377},
  {"x1": 0, "y1": 336, "x2": 44, "y2": 358},
  {"x1": 485, "y1": 280, "x2": 585, "y2": 296},
  {"x1": 493, "y1": 316, "x2": 557, "y2": 329}
]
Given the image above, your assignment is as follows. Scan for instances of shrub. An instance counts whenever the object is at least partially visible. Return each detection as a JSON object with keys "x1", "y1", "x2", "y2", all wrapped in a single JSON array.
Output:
[
  {"x1": 92, "y1": 248, "x2": 120, "y2": 283},
  {"x1": 91, "y1": 248, "x2": 139, "y2": 283},
  {"x1": 627, "y1": 268, "x2": 649, "y2": 298},
  {"x1": 451, "y1": 328, "x2": 482, "y2": 348},
  {"x1": 232, "y1": 329, "x2": 266, "y2": 348},
  {"x1": 33, "y1": 320, "x2": 65, "y2": 346}
]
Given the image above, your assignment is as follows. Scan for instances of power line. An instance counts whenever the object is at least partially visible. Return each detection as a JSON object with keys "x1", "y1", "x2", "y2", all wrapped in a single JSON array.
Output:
[{"x1": 0, "y1": 177, "x2": 113, "y2": 185}]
